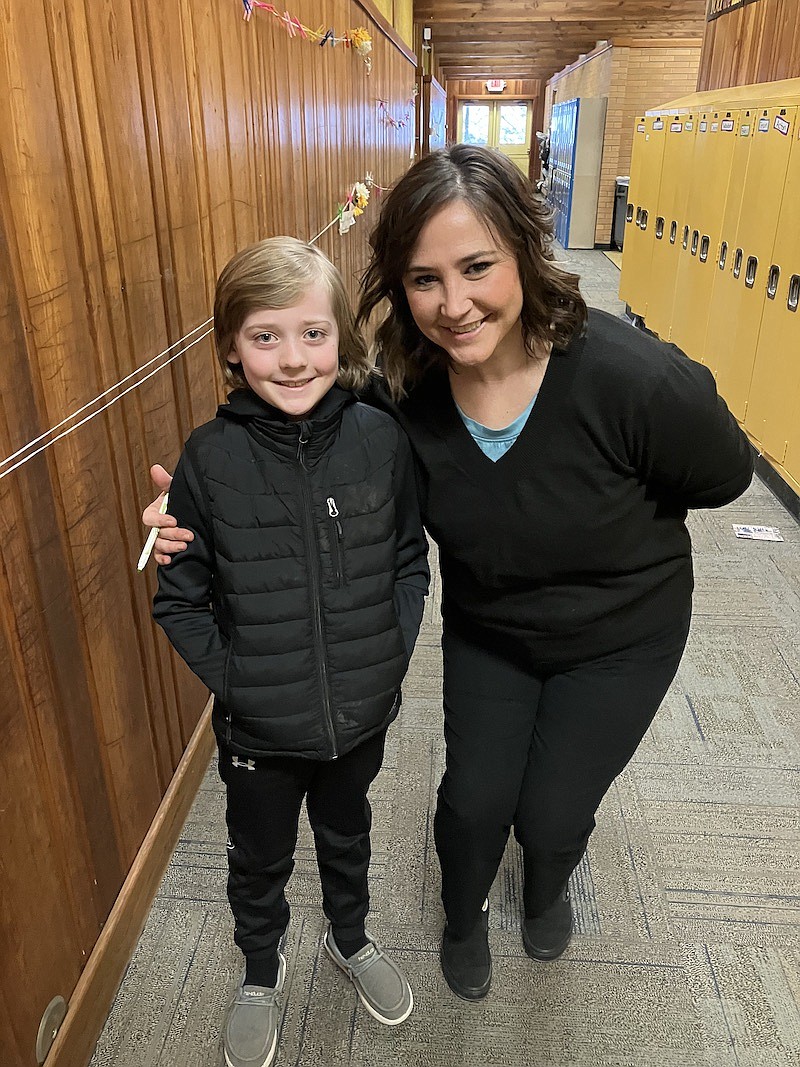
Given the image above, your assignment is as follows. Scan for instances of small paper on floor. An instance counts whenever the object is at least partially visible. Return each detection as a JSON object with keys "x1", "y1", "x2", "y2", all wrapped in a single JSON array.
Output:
[{"x1": 732, "y1": 524, "x2": 784, "y2": 541}]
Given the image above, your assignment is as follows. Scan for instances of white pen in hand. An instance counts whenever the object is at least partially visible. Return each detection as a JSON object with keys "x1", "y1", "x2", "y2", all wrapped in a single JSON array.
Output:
[{"x1": 137, "y1": 493, "x2": 169, "y2": 572}]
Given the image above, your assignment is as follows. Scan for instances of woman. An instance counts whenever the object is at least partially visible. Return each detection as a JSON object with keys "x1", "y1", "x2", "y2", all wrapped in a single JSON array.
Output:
[{"x1": 143, "y1": 146, "x2": 753, "y2": 1003}]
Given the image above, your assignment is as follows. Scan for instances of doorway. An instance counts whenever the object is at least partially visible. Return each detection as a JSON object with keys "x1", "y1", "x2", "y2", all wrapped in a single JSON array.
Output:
[{"x1": 457, "y1": 99, "x2": 533, "y2": 174}]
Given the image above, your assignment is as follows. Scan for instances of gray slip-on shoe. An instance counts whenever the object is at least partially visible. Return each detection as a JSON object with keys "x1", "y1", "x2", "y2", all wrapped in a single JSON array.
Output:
[
  {"x1": 223, "y1": 952, "x2": 286, "y2": 1067},
  {"x1": 324, "y1": 927, "x2": 413, "y2": 1025}
]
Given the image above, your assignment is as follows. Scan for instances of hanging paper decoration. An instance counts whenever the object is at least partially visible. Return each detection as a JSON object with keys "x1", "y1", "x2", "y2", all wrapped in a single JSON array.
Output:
[
  {"x1": 377, "y1": 87, "x2": 418, "y2": 130},
  {"x1": 338, "y1": 181, "x2": 371, "y2": 235},
  {"x1": 309, "y1": 177, "x2": 375, "y2": 244},
  {"x1": 242, "y1": 1, "x2": 372, "y2": 72}
]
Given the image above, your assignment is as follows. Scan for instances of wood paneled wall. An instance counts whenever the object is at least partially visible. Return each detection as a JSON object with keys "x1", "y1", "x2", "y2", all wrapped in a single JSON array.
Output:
[
  {"x1": 0, "y1": 3, "x2": 415, "y2": 1066},
  {"x1": 698, "y1": 0, "x2": 800, "y2": 89}
]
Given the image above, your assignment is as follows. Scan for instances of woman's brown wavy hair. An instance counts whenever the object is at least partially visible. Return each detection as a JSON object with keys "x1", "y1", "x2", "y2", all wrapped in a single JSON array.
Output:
[{"x1": 357, "y1": 145, "x2": 587, "y2": 400}]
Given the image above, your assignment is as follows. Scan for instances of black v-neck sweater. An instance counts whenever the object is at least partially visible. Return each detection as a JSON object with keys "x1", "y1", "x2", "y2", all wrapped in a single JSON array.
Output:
[{"x1": 396, "y1": 309, "x2": 754, "y2": 670}]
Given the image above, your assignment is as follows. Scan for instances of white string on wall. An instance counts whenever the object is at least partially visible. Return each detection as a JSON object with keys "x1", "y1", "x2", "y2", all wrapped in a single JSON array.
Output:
[{"x1": 0, "y1": 175, "x2": 377, "y2": 482}]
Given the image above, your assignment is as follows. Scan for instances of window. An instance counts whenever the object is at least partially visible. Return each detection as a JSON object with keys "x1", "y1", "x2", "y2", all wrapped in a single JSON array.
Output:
[{"x1": 461, "y1": 104, "x2": 490, "y2": 146}]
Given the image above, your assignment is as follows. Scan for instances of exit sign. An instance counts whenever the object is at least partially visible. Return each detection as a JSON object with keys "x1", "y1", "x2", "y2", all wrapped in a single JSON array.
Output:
[{"x1": 485, "y1": 79, "x2": 507, "y2": 93}]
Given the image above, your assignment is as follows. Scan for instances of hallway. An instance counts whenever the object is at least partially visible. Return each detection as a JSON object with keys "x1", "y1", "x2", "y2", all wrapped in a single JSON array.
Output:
[{"x1": 91, "y1": 250, "x2": 800, "y2": 1067}]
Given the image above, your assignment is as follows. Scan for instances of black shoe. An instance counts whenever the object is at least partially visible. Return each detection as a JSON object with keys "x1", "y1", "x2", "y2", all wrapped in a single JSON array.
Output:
[
  {"x1": 440, "y1": 902, "x2": 492, "y2": 1001},
  {"x1": 522, "y1": 887, "x2": 573, "y2": 961}
]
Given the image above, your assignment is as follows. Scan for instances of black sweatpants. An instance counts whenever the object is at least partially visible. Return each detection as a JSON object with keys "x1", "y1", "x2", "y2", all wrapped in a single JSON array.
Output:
[
  {"x1": 218, "y1": 728, "x2": 387, "y2": 968},
  {"x1": 435, "y1": 621, "x2": 690, "y2": 936}
]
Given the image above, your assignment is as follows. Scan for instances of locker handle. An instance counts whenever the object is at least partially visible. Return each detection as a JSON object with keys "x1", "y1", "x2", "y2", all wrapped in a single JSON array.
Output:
[
  {"x1": 636, "y1": 206, "x2": 643, "y2": 226},
  {"x1": 640, "y1": 209, "x2": 648, "y2": 230},
  {"x1": 788, "y1": 275, "x2": 800, "y2": 312},
  {"x1": 626, "y1": 203, "x2": 634, "y2": 223},
  {"x1": 718, "y1": 241, "x2": 728, "y2": 270},
  {"x1": 766, "y1": 265, "x2": 780, "y2": 299},
  {"x1": 655, "y1": 216, "x2": 665, "y2": 239},
  {"x1": 691, "y1": 230, "x2": 699, "y2": 256},
  {"x1": 700, "y1": 236, "x2": 710, "y2": 263},
  {"x1": 669, "y1": 221, "x2": 677, "y2": 244},
  {"x1": 745, "y1": 257, "x2": 758, "y2": 289},
  {"x1": 733, "y1": 248, "x2": 743, "y2": 279},
  {"x1": 681, "y1": 225, "x2": 690, "y2": 250}
]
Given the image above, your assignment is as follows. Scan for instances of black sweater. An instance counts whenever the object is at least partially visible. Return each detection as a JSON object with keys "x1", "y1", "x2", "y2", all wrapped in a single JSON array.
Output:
[
  {"x1": 153, "y1": 386, "x2": 429, "y2": 759},
  {"x1": 395, "y1": 309, "x2": 753, "y2": 671}
]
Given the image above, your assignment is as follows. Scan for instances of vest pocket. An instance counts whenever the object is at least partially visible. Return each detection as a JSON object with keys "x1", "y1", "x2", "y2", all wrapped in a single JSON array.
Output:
[
  {"x1": 326, "y1": 495, "x2": 346, "y2": 587},
  {"x1": 328, "y1": 516, "x2": 346, "y2": 587}
]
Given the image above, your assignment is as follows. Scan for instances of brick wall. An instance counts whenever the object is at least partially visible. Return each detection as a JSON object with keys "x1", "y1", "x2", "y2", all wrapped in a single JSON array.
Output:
[{"x1": 545, "y1": 44, "x2": 701, "y2": 245}]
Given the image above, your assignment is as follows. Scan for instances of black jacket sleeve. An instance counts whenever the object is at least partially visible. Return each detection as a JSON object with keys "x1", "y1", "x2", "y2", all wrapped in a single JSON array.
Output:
[
  {"x1": 152, "y1": 447, "x2": 229, "y2": 696},
  {"x1": 636, "y1": 347, "x2": 754, "y2": 509},
  {"x1": 391, "y1": 427, "x2": 430, "y2": 660}
]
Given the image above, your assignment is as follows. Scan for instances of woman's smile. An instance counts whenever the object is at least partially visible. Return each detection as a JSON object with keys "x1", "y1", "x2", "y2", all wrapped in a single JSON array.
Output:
[{"x1": 445, "y1": 318, "x2": 487, "y2": 338}]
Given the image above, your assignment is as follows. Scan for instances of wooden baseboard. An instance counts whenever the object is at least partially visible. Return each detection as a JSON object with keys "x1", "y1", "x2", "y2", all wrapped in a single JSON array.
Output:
[{"x1": 45, "y1": 699, "x2": 215, "y2": 1067}]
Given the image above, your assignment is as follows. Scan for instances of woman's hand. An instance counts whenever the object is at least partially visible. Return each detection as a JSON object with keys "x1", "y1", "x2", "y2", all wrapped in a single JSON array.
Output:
[{"x1": 142, "y1": 464, "x2": 194, "y2": 565}]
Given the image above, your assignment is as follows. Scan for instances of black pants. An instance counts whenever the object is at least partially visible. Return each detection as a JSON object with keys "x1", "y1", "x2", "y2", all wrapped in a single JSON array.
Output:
[
  {"x1": 435, "y1": 621, "x2": 690, "y2": 936},
  {"x1": 218, "y1": 728, "x2": 387, "y2": 967}
]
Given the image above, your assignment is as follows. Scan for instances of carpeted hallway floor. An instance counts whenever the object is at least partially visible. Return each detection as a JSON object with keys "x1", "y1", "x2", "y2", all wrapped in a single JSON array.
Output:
[{"x1": 90, "y1": 249, "x2": 800, "y2": 1067}]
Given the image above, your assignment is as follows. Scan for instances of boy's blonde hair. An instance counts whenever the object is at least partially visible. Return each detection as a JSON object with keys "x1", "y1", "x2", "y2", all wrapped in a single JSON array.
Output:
[{"x1": 214, "y1": 236, "x2": 373, "y2": 393}]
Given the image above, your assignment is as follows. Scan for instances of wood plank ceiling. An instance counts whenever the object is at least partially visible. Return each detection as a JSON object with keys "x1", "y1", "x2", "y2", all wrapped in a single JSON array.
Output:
[{"x1": 415, "y1": 1, "x2": 709, "y2": 82}]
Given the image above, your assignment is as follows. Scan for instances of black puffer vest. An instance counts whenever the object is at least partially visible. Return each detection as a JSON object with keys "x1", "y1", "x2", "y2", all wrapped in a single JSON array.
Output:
[{"x1": 186, "y1": 387, "x2": 410, "y2": 758}]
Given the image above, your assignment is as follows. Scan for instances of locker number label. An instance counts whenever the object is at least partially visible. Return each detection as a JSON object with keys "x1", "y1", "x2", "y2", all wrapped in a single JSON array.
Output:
[
  {"x1": 653, "y1": 119, "x2": 664, "y2": 130},
  {"x1": 670, "y1": 122, "x2": 683, "y2": 133},
  {"x1": 721, "y1": 119, "x2": 735, "y2": 132},
  {"x1": 700, "y1": 121, "x2": 708, "y2": 132},
  {"x1": 758, "y1": 117, "x2": 771, "y2": 132},
  {"x1": 774, "y1": 115, "x2": 790, "y2": 136}
]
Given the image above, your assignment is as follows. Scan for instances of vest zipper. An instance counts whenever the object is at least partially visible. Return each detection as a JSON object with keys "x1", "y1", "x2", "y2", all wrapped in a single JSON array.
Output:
[
  {"x1": 297, "y1": 423, "x2": 338, "y2": 758},
  {"x1": 327, "y1": 496, "x2": 345, "y2": 587}
]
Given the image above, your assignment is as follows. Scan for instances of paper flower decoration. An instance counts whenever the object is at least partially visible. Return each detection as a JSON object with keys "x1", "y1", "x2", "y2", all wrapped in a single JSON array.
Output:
[
  {"x1": 348, "y1": 27, "x2": 372, "y2": 72},
  {"x1": 351, "y1": 182, "x2": 370, "y2": 215}
]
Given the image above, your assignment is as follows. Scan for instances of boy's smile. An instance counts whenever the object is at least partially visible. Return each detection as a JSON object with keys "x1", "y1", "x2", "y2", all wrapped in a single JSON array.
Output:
[{"x1": 228, "y1": 290, "x2": 340, "y2": 418}]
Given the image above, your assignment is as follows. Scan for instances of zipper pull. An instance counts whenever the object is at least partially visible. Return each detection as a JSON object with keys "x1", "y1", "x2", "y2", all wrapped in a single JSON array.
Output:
[
  {"x1": 296, "y1": 422, "x2": 310, "y2": 466},
  {"x1": 326, "y1": 497, "x2": 339, "y2": 517}
]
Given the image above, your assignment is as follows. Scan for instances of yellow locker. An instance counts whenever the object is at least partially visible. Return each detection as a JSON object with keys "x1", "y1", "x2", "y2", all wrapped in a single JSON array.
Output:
[
  {"x1": 670, "y1": 109, "x2": 740, "y2": 361},
  {"x1": 781, "y1": 401, "x2": 800, "y2": 492},
  {"x1": 701, "y1": 109, "x2": 756, "y2": 378},
  {"x1": 744, "y1": 120, "x2": 800, "y2": 468},
  {"x1": 715, "y1": 105, "x2": 797, "y2": 420},
  {"x1": 619, "y1": 116, "x2": 666, "y2": 316},
  {"x1": 645, "y1": 113, "x2": 697, "y2": 341}
]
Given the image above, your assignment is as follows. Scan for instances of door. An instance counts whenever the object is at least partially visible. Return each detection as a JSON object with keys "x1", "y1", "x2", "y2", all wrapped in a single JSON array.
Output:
[{"x1": 457, "y1": 99, "x2": 532, "y2": 174}]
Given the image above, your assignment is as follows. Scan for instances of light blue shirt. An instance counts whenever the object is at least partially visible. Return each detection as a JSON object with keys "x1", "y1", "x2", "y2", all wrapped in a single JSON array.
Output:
[{"x1": 455, "y1": 394, "x2": 538, "y2": 462}]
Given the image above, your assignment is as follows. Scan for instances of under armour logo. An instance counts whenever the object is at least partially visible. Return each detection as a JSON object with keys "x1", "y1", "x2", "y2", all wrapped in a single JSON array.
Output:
[{"x1": 231, "y1": 756, "x2": 256, "y2": 770}]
